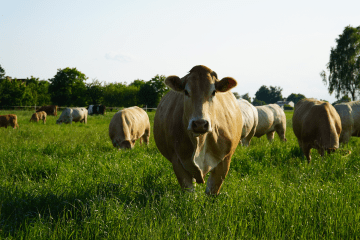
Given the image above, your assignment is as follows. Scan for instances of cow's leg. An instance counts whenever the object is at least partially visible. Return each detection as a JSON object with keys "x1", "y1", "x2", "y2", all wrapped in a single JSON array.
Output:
[
  {"x1": 302, "y1": 144, "x2": 311, "y2": 163},
  {"x1": 142, "y1": 129, "x2": 150, "y2": 145},
  {"x1": 205, "y1": 155, "x2": 231, "y2": 195},
  {"x1": 266, "y1": 131, "x2": 275, "y2": 142},
  {"x1": 171, "y1": 156, "x2": 194, "y2": 192}
]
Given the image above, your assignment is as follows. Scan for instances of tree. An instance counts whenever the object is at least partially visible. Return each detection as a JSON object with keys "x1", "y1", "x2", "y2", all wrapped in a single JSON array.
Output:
[
  {"x1": 232, "y1": 92, "x2": 240, "y2": 99},
  {"x1": 321, "y1": 25, "x2": 360, "y2": 101},
  {"x1": 241, "y1": 93, "x2": 251, "y2": 102},
  {"x1": 286, "y1": 93, "x2": 306, "y2": 105},
  {"x1": 252, "y1": 98, "x2": 266, "y2": 106},
  {"x1": 0, "y1": 64, "x2": 5, "y2": 80},
  {"x1": 254, "y1": 85, "x2": 283, "y2": 104},
  {"x1": 49, "y1": 67, "x2": 88, "y2": 106},
  {"x1": 86, "y1": 78, "x2": 104, "y2": 105},
  {"x1": 138, "y1": 75, "x2": 169, "y2": 108},
  {"x1": 332, "y1": 95, "x2": 351, "y2": 105}
]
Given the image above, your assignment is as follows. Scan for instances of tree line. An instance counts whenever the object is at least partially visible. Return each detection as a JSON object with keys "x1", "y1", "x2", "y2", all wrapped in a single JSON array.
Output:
[{"x1": 0, "y1": 66, "x2": 169, "y2": 108}]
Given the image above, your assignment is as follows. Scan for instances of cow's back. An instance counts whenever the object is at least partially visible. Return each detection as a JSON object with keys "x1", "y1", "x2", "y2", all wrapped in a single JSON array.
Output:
[
  {"x1": 238, "y1": 99, "x2": 258, "y2": 139},
  {"x1": 109, "y1": 106, "x2": 150, "y2": 147}
]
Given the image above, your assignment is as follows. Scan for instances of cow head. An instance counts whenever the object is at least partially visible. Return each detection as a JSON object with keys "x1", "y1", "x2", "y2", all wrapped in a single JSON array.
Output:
[
  {"x1": 113, "y1": 139, "x2": 134, "y2": 150},
  {"x1": 165, "y1": 65, "x2": 237, "y2": 137}
]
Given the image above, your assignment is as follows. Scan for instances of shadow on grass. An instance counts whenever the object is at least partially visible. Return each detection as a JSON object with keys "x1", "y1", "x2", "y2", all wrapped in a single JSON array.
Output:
[{"x1": 0, "y1": 170, "x2": 175, "y2": 236}]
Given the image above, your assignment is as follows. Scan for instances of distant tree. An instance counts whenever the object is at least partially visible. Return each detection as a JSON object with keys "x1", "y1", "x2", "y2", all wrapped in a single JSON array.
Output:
[
  {"x1": 321, "y1": 25, "x2": 360, "y2": 101},
  {"x1": 252, "y1": 98, "x2": 266, "y2": 106},
  {"x1": 129, "y1": 79, "x2": 146, "y2": 88},
  {"x1": 0, "y1": 64, "x2": 5, "y2": 80},
  {"x1": 332, "y1": 95, "x2": 351, "y2": 105},
  {"x1": 254, "y1": 85, "x2": 283, "y2": 104},
  {"x1": 240, "y1": 93, "x2": 251, "y2": 102},
  {"x1": 233, "y1": 92, "x2": 240, "y2": 99},
  {"x1": 286, "y1": 93, "x2": 306, "y2": 105},
  {"x1": 49, "y1": 67, "x2": 88, "y2": 106},
  {"x1": 103, "y1": 82, "x2": 127, "y2": 107},
  {"x1": 138, "y1": 75, "x2": 169, "y2": 108},
  {"x1": 86, "y1": 78, "x2": 104, "y2": 105}
]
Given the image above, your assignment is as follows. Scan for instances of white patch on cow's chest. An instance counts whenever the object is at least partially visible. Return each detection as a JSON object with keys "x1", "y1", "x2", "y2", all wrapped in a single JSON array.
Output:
[{"x1": 193, "y1": 140, "x2": 220, "y2": 175}]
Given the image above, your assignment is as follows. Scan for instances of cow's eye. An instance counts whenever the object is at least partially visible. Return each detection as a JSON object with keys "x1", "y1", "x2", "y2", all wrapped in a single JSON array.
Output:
[
  {"x1": 212, "y1": 90, "x2": 216, "y2": 96},
  {"x1": 184, "y1": 90, "x2": 190, "y2": 97}
]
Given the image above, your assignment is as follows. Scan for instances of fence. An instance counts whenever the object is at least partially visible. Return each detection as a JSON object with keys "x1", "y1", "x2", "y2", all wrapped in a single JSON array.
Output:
[{"x1": 0, "y1": 106, "x2": 157, "y2": 112}]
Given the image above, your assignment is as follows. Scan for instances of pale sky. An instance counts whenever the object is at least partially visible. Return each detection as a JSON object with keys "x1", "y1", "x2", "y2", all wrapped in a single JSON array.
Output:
[{"x1": 1, "y1": 0, "x2": 359, "y2": 103}]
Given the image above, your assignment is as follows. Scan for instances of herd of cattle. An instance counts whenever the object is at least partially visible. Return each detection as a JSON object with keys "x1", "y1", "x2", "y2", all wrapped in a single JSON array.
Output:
[{"x1": 1, "y1": 65, "x2": 359, "y2": 195}]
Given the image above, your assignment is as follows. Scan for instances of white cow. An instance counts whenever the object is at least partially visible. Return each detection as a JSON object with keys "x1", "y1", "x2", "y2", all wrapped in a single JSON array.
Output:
[
  {"x1": 56, "y1": 108, "x2": 88, "y2": 124},
  {"x1": 238, "y1": 99, "x2": 258, "y2": 146},
  {"x1": 334, "y1": 101, "x2": 360, "y2": 143},
  {"x1": 255, "y1": 104, "x2": 287, "y2": 142}
]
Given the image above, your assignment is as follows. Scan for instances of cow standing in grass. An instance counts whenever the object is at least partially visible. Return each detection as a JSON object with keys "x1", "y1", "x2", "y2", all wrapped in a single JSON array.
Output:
[
  {"x1": 334, "y1": 101, "x2": 360, "y2": 144},
  {"x1": 109, "y1": 106, "x2": 150, "y2": 149},
  {"x1": 292, "y1": 98, "x2": 341, "y2": 163},
  {"x1": 154, "y1": 65, "x2": 242, "y2": 195},
  {"x1": 0, "y1": 114, "x2": 19, "y2": 129},
  {"x1": 254, "y1": 104, "x2": 287, "y2": 142},
  {"x1": 56, "y1": 108, "x2": 88, "y2": 124},
  {"x1": 238, "y1": 99, "x2": 258, "y2": 146},
  {"x1": 37, "y1": 105, "x2": 58, "y2": 116},
  {"x1": 30, "y1": 111, "x2": 47, "y2": 124}
]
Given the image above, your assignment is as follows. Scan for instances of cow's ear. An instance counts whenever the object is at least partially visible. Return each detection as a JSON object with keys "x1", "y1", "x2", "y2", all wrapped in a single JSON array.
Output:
[
  {"x1": 165, "y1": 75, "x2": 185, "y2": 92},
  {"x1": 215, "y1": 77, "x2": 237, "y2": 92}
]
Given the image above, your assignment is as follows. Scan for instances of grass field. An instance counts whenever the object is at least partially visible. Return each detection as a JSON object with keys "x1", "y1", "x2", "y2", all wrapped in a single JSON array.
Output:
[{"x1": 1, "y1": 109, "x2": 360, "y2": 239}]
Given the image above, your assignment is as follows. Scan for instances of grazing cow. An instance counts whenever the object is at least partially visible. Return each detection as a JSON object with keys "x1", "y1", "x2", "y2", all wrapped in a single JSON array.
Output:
[
  {"x1": 88, "y1": 104, "x2": 106, "y2": 115},
  {"x1": 238, "y1": 99, "x2": 258, "y2": 146},
  {"x1": 292, "y1": 98, "x2": 341, "y2": 163},
  {"x1": 30, "y1": 111, "x2": 47, "y2": 124},
  {"x1": 334, "y1": 101, "x2": 360, "y2": 143},
  {"x1": 109, "y1": 106, "x2": 150, "y2": 149},
  {"x1": 154, "y1": 65, "x2": 242, "y2": 195},
  {"x1": 255, "y1": 104, "x2": 287, "y2": 142},
  {"x1": 56, "y1": 108, "x2": 88, "y2": 124},
  {"x1": 37, "y1": 105, "x2": 58, "y2": 116},
  {"x1": 0, "y1": 114, "x2": 19, "y2": 129}
]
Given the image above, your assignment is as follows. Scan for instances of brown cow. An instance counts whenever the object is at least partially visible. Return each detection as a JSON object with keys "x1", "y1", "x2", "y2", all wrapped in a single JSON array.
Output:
[
  {"x1": 30, "y1": 111, "x2": 47, "y2": 124},
  {"x1": 292, "y1": 98, "x2": 341, "y2": 163},
  {"x1": 0, "y1": 114, "x2": 19, "y2": 129},
  {"x1": 154, "y1": 65, "x2": 243, "y2": 195},
  {"x1": 37, "y1": 105, "x2": 58, "y2": 116},
  {"x1": 109, "y1": 106, "x2": 150, "y2": 149}
]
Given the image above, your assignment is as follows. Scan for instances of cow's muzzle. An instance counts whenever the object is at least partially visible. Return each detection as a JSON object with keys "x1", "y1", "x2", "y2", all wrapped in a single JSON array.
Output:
[{"x1": 188, "y1": 119, "x2": 211, "y2": 135}]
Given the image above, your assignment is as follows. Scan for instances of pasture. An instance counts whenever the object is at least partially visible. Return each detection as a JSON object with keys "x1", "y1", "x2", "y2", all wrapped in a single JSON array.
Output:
[{"x1": 1, "y1": 110, "x2": 360, "y2": 239}]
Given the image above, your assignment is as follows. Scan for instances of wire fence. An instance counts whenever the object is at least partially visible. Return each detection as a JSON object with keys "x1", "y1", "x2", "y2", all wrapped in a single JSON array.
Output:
[{"x1": 0, "y1": 106, "x2": 157, "y2": 112}]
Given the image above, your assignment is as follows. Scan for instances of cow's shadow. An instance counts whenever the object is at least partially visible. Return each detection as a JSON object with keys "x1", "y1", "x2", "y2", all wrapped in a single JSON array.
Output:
[{"x1": 0, "y1": 170, "x2": 176, "y2": 236}]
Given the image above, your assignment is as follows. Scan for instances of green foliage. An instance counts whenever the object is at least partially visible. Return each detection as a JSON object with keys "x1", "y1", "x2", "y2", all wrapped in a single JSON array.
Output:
[
  {"x1": 283, "y1": 104, "x2": 294, "y2": 110},
  {"x1": 138, "y1": 75, "x2": 169, "y2": 108},
  {"x1": 86, "y1": 78, "x2": 104, "y2": 105},
  {"x1": 332, "y1": 95, "x2": 351, "y2": 105},
  {"x1": 0, "y1": 63, "x2": 5, "y2": 80},
  {"x1": 241, "y1": 93, "x2": 252, "y2": 102},
  {"x1": 321, "y1": 25, "x2": 360, "y2": 101},
  {"x1": 252, "y1": 98, "x2": 266, "y2": 106},
  {"x1": 254, "y1": 85, "x2": 283, "y2": 104},
  {"x1": 49, "y1": 67, "x2": 88, "y2": 107},
  {"x1": 286, "y1": 93, "x2": 306, "y2": 105},
  {"x1": 232, "y1": 92, "x2": 240, "y2": 99}
]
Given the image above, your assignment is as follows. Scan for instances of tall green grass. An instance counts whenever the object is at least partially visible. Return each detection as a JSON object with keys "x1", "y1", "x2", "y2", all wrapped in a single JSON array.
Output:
[{"x1": 0, "y1": 109, "x2": 360, "y2": 239}]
